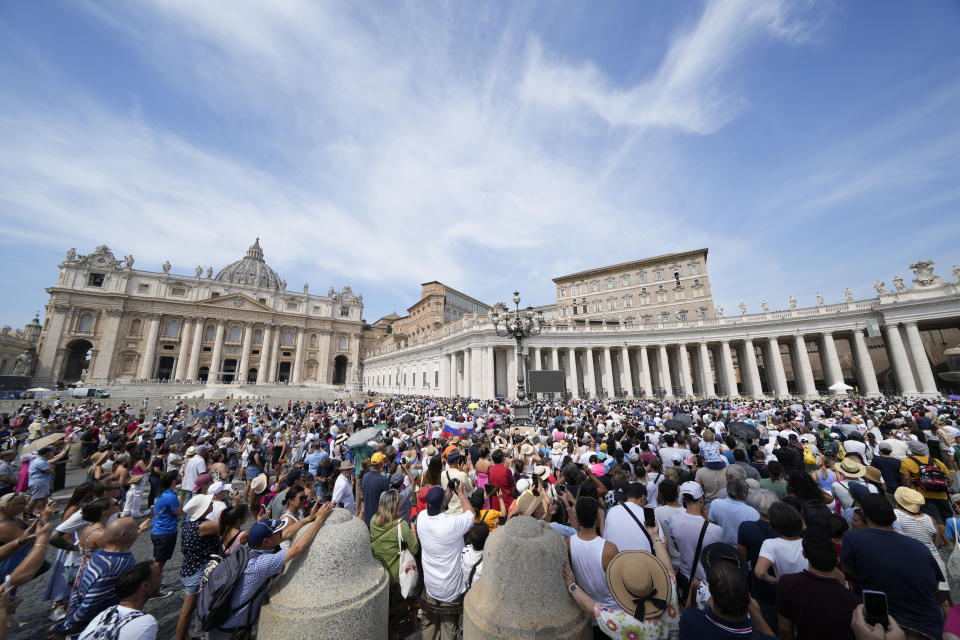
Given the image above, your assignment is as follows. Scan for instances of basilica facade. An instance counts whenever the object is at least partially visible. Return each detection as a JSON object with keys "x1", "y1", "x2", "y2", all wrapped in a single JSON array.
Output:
[{"x1": 33, "y1": 240, "x2": 365, "y2": 389}]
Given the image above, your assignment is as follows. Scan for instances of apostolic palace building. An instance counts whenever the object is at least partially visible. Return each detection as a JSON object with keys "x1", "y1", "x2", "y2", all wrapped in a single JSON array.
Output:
[{"x1": 9, "y1": 242, "x2": 960, "y2": 401}]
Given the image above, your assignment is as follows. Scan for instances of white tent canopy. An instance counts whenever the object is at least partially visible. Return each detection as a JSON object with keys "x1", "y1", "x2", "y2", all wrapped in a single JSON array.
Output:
[{"x1": 828, "y1": 381, "x2": 853, "y2": 391}]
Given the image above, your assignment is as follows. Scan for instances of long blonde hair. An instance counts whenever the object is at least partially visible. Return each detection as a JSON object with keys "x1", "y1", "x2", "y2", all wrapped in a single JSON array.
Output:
[{"x1": 372, "y1": 490, "x2": 400, "y2": 528}]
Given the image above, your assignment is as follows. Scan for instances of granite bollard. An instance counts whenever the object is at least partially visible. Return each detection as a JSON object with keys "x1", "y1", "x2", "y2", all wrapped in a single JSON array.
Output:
[
  {"x1": 464, "y1": 516, "x2": 592, "y2": 639},
  {"x1": 257, "y1": 507, "x2": 389, "y2": 640}
]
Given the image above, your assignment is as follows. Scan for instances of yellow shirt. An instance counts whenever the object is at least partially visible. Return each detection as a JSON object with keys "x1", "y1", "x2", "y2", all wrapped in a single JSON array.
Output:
[
  {"x1": 900, "y1": 455, "x2": 950, "y2": 499},
  {"x1": 475, "y1": 508, "x2": 502, "y2": 534}
]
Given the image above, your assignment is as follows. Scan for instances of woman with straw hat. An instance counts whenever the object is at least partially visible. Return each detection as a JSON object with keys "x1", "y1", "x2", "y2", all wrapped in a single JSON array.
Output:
[
  {"x1": 562, "y1": 514, "x2": 680, "y2": 639},
  {"x1": 893, "y1": 487, "x2": 949, "y2": 593}
]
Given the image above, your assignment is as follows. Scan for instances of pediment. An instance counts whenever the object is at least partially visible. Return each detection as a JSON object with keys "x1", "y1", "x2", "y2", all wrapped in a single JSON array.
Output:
[{"x1": 197, "y1": 293, "x2": 274, "y2": 312}]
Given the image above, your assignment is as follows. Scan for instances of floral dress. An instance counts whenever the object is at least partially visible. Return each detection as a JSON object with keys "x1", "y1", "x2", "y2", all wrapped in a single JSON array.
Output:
[{"x1": 592, "y1": 574, "x2": 680, "y2": 640}]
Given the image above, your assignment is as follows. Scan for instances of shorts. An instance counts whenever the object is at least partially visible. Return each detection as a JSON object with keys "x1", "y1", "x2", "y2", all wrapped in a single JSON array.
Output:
[
  {"x1": 245, "y1": 466, "x2": 261, "y2": 480},
  {"x1": 920, "y1": 497, "x2": 953, "y2": 524},
  {"x1": 181, "y1": 566, "x2": 205, "y2": 595},
  {"x1": 30, "y1": 483, "x2": 50, "y2": 500},
  {"x1": 151, "y1": 532, "x2": 178, "y2": 563}
]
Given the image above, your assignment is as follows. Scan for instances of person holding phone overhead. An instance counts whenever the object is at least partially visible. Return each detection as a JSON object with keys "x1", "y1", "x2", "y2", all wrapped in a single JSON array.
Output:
[{"x1": 602, "y1": 481, "x2": 660, "y2": 553}]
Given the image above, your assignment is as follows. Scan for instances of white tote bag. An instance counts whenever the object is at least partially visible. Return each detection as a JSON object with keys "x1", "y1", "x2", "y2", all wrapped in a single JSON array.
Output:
[{"x1": 397, "y1": 522, "x2": 419, "y2": 598}]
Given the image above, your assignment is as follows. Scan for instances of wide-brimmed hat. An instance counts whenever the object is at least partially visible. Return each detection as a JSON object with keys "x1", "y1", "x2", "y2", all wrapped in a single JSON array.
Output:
[
  {"x1": 185, "y1": 445, "x2": 198, "y2": 457},
  {"x1": 250, "y1": 473, "x2": 268, "y2": 494},
  {"x1": 184, "y1": 494, "x2": 214, "y2": 521},
  {"x1": 89, "y1": 451, "x2": 110, "y2": 466},
  {"x1": 894, "y1": 486, "x2": 925, "y2": 513},
  {"x1": 339, "y1": 460, "x2": 354, "y2": 471},
  {"x1": 532, "y1": 465, "x2": 550, "y2": 481},
  {"x1": 424, "y1": 446, "x2": 438, "y2": 457},
  {"x1": 520, "y1": 443, "x2": 534, "y2": 456},
  {"x1": 402, "y1": 449, "x2": 418, "y2": 461},
  {"x1": 515, "y1": 491, "x2": 541, "y2": 517},
  {"x1": 606, "y1": 551, "x2": 672, "y2": 620},
  {"x1": 551, "y1": 441, "x2": 565, "y2": 453},
  {"x1": 838, "y1": 457, "x2": 865, "y2": 478},
  {"x1": 334, "y1": 433, "x2": 348, "y2": 445},
  {"x1": 863, "y1": 466, "x2": 883, "y2": 485}
]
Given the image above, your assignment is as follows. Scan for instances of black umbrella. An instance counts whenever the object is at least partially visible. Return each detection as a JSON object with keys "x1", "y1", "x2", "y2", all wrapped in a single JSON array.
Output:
[
  {"x1": 728, "y1": 422, "x2": 760, "y2": 440},
  {"x1": 675, "y1": 414, "x2": 693, "y2": 426},
  {"x1": 401, "y1": 413, "x2": 416, "y2": 425},
  {"x1": 662, "y1": 418, "x2": 686, "y2": 432}
]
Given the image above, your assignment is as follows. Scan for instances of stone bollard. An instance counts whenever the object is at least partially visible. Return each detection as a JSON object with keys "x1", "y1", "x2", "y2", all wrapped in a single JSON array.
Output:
[
  {"x1": 257, "y1": 507, "x2": 389, "y2": 640},
  {"x1": 464, "y1": 516, "x2": 592, "y2": 639}
]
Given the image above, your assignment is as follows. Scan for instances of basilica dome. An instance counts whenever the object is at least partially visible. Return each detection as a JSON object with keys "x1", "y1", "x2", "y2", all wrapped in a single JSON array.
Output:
[{"x1": 215, "y1": 238, "x2": 283, "y2": 290}]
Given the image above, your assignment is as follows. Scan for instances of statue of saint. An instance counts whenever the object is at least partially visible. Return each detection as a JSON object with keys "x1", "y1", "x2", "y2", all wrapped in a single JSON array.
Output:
[
  {"x1": 195, "y1": 265, "x2": 203, "y2": 278},
  {"x1": 844, "y1": 287, "x2": 854, "y2": 302},
  {"x1": 124, "y1": 255, "x2": 134, "y2": 268},
  {"x1": 816, "y1": 292, "x2": 825, "y2": 306},
  {"x1": 206, "y1": 266, "x2": 213, "y2": 279},
  {"x1": 303, "y1": 283, "x2": 309, "y2": 294},
  {"x1": 280, "y1": 279, "x2": 286, "y2": 291},
  {"x1": 893, "y1": 275, "x2": 906, "y2": 292},
  {"x1": 162, "y1": 261, "x2": 171, "y2": 274},
  {"x1": 12, "y1": 350, "x2": 34, "y2": 376},
  {"x1": 739, "y1": 302, "x2": 747, "y2": 315},
  {"x1": 65, "y1": 248, "x2": 76, "y2": 261},
  {"x1": 789, "y1": 296, "x2": 797, "y2": 310},
  {"x1": 873, "y1": 280, "x2": 886, "y2": 295},
  {"x1": 953, "y1": 265, "x2": 960, "y2": 283},
  {"x1": 715, "y1": 306, "x2": 723, "y2": 317},
  {"x1": 761, "y1": 299, "x2": 770, "y2": 313}
]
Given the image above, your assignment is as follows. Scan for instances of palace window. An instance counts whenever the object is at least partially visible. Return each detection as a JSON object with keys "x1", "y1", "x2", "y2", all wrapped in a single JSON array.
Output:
[
  {"x1": 694, "y1": 285, "x2": 704, "y2": 297},
  {"x1": 654, "y1": 270, "x2": 664, "y2": 281},
  {"x1": 286, "y1": 301, "x2": 297, "y2": 310},
  {"x1": 640, "y1": 294, "x2": 650, "y2": 305},
  {"x1": 165, "y1": 320, "x2": 180, "y2": 338},
  {"x1": 607, "y1": 298, "x2": 616, "y2": 310},
  {"x1": 624, "y1": 295, "x2": 633, "y2": 308},
  {"x1": 643, "y1": 315, "x2": 653, "y2": 327},
  {"x1": 593, "y1": 301, "x2": 601, "y2": 312},
  {"x1": 571, "y1": 306, "x2": 578, "y2": 315},
  {"x1": 579, "y1": 284, "x2": 586, "y2": 294},
  {"x1": 204, "y1": 326, "x2": 215, "y2": 340},
  {"x1": 690, "y1": 263, "x2": 700, "y2": 275},
  {"x1": 87, "y1": 273, "x2": 105, "y2": 287},
  {"x1": 259, "y1": 297, "x2": 268, "y2": 304},
  {"x1": 253, "y1": 330, "x2": 262, "y2": 344},
  {"x1": 675, "y1": 289, "x2": 685, "y2": 301},
  {"x1": 128, "y1": 319, "x2": 141, "y2": 336},
  {"x1": 606, "y1": 278, "x2": 614, "y2": 290},
  {"x1": 560, "y1": 307, "x2": 567, "y2": 317},
  {"x1": 282, "y1": 330, "x2": 294, "y2": 345},
  {"x1": 678, "y1": 310, "x2": 688, "y2": 322},
  {"x1": 77, "y1": 313, "x2": 94, "y2": 333},
  {"x1": 559, "y1": 287, "x2": 566, "y2": 297},
  {"x1": 657, "y1": 291, "x2": 666, "y2": 303},
  {"x1": 581, "y1": 303, "x2": 587, "y2": 314},
  {"x1": 697, "y1": 308, "x2": 707, "y2": 320},
  {"x1": 341, "y1": 306, "x2": 350, "y2": 317},
  {"x1": 659, "y1": 312, "x2": 669, "y2": 324},
  {"x1": 672, "y1": 269, "x2": 681, "y2": 280},
  {"x1": 621, "y1": 275, "x2": 630, "y2": 287},
  {"x1": 338, "y1": 336, "x2": 348, "y2": 350},
  {"x1": 228, "y1": 326, "x2": 241, "y2": 341},
  {"x1": 638, "y1": 272, "x2": 646, "y2": 284},
  {"x1": 137, "y1": 284, "x2": 149, "y2": 294},
  {"x1": 591, "y1": 282, "x2": 599, "y2": 292}
]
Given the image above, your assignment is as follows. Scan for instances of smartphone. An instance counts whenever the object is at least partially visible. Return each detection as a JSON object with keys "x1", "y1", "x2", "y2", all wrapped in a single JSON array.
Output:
[
  {"x1": 643, "y1": 507, "x2": 656, "y2": 528},
  {"x1": 862, "y1": 590, "x2": 888, "y2": 629},
  {"x1": 556, "y1": 485, "x2": 566, "y2": 495}
]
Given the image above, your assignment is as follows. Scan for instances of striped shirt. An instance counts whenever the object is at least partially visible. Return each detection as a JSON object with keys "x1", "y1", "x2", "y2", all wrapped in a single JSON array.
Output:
[{"x1": 53, "y1": 549, "x2": 135, "y2": 635}]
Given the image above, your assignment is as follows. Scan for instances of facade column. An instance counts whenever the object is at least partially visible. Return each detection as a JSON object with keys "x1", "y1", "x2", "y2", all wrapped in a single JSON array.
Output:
[
  {"x1": 208, "y1": 320, "x2": 226, "y2": 383},
  {"x1": 266, "y1": 326, "x2": 280, "y2": 383},
  {"x1": 35, "y1": 305, "x2": 70, "y2": 385},
  {"x1": 291, "y1": 327, "x2": 306, "y2": 384},
  {"x1": 92, "y1": 310, "x2": 123, "y2": 382},
  {"x1": 450, "y1": 352, "x2": 458, "y2": 396},
  {"x1": 619, "y1": 347, "x2": 633, "y2": 397},
  {"x1": 486, "y1": 346, "x2": 495, "y2": 399},
  {"x1": 659, "y1": 345, "x2": 673, "y2": 398},
  {"x1": 551, "y1": 347, "x2": 560, "y2": 371},
  {"x1": 678, "y1": 344, "x2": 694, "y2": 397},
  {"x1": 638, "y1": 346, "x2": 653, "y2": 397},
  {"x1": 883, "y1": 324, "x2": 917, "y2": 395},
  {"x1": 766, "y1": 337, "x2": 789, "y2": 398},
  {"x1": 821, "y1": 332, "x2": 845, "y2": 394},
  {"x1": 533, "y1": 347, "x2": 541, "y2": 371},
  {"x1": 851, "y1": 329, "x2": 881, "y2": 397},
  {"x1": 439, "y1": 353, "x2": 451, "y2": 396},
  {"x1": 137, "y1": 314, "x2": 162, "y2": 380},
  {"x1": 602, "y1": 347, "x2": 615, "y2": 398},
  {"x1": 506, "y1": 348, "x2": 517, "y2": 399},
  {"x1": 583, "y1": 348, "x2": 596, "y2": 398},
  {"x1": 720, "y1": 340, "x2": 738, "y2": 397},
  {"x1": 172, "y1": 318, "x2": 193, "y2": 381},
  {"x1": 187, "y1": 319, "x2": 204, "y2": 380},
  {"x1": 256, "y1": 325, "x2": 272, "y2": 383},
  {"x1": 793, "y1": 335, "x2": 818, "y2": 398},
  {"x1": 238, "y1": 324, "x2": 254, "y2": 384},
  {"x1": 904, "y1": 322, "x2": 939, "y2": 397},
  {"x1": 741, "y1": 339, "x2": 764, "y2": 397},
  {"x1": 698, "y1": 342, "x2": 716, "y2": 397},
  {"x1": 463, "y1": 349, "x2": 472, "y2": 396},
  {"x1": 566, "y1": 347, "x2": 578, "y2": 398}
]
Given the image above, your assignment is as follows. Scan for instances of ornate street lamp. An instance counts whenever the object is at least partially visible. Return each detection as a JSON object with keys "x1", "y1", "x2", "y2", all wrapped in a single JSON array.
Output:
[{"x1": 492, "y1": 291, "x2": 545, "y2": 425}]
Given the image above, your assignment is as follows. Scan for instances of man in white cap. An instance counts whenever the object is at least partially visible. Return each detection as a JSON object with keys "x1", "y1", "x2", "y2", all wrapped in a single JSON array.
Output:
[
  {"x1": 663, "y1": 480, "x2": 724, "y2": 605},
  {"x1": 180, "y1": 445, "x2": 205, "y2": 502}
]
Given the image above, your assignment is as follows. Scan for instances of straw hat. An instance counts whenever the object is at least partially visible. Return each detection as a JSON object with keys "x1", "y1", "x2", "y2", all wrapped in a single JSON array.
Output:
[
  {"x1": 862, "y1": 466, "x2": 883, "y2": 485},
  {"x1": 424, "y1": 446, "x2": 438, "y2": 457},
  {"x1": 339, "y1": 460, "x2": 354, "y2": 471},
  {"x1": 520, "y1": 443, "x2": 534, "y2": 456},
  {"x1": 894, "y1": 487, "x2": 925, "y2": 514},
  {"x1": 183, "y1": 494, "x2": 214, "y2": 521},
  {"x1": 837, "y1": 457, "x2": 865, "y2": 479},
  {"x1": 551, "y1": 441, "x2": 565, "y2": 453},
  {"x1": 515, "y1": 491, "x2": 541, "y2": 517},
  {"x1": 250, "y1": 473, "x2": 268, "y2": 495},
  {"x1": 605, "y1": 551, "x2": 672, "y2": 620},
  {"x1": 89, "y1": 451, "x2": 110, "y2": 466}
]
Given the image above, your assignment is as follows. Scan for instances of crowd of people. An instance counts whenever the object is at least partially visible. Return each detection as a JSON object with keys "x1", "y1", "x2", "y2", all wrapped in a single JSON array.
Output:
[{"x1": 1, "y1": 390, "x2": 960, "y2": 640}]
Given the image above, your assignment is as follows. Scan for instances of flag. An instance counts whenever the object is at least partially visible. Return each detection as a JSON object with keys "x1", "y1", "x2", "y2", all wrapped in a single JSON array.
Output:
[{"x1": 443, "y1": 420, "x2": 474, "y2": 438}]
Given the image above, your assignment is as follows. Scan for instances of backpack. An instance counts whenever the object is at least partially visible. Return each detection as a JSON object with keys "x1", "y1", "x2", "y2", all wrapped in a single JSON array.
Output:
[
  {"x1": 802, "y1": 443, "x2": 817, "y2": 466},
  {"x1": 908, "y1": 456, "x2": 950, "y2": 493},
  {"x1": 86, "y1": 606, "x2": 146, "y2": 640},
  {"x1": 193, "y1": 545, "x2": 270, "y2": 633}
]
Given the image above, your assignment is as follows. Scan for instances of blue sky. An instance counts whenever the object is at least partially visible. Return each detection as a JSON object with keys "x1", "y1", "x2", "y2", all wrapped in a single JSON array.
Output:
[{"x1": 1, "y1": 1, "x2": 959, "y2": 328}]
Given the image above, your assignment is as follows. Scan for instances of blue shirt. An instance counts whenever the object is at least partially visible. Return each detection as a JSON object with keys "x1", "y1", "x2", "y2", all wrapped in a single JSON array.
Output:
[
  {"x1": 304, "y1": 451, "x2": 328, "y2": 476},
  {"x1": 708, "y1": 498, "x2": 759, "y2": 546},
  {"x1": 152, "y1": 489, "x2": 181, "y2": 535},
  {"x1": 28, "y1": 456, "x2": 50, "y2": 487},
  {"x1": 679, "y1": 605, "x2": 777, "y2": 640},
  {"x1": 54, "y1": 549, "x2": 135, "y2": 634},
  {"x1": 221, "y1": 548, "x2": 287, "y2": 629}
]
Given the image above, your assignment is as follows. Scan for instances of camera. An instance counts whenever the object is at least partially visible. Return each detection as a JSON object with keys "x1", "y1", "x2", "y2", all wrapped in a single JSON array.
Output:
[{"x1": 447, "y1": 477, "x2": 460, "y2": 491}]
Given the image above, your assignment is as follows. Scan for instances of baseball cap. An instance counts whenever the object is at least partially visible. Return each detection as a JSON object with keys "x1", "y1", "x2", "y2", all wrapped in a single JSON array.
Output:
[
  {"x1": 679, "y1": 481, "x2": 704, "y2": 501},
  {"x1": 700, "y1": 542, "x2": 749, "y2": 576},
  {"x1": 371, "y1": 452, "x2": 385, "y2": 465},
  {"x1": 248, "y1": 518, "x2": 288, "y2": 547},
  {"x1": 389, "y1": 471, "x2": 404, "y2": 487},
  {"x1": 425, "y1": 486, "x2": 445, "y2": 516},
  {"x1": 206, "y1": 481, "x2": 230, "y2": 496},
  {"x1": 614, "y1": 481, "x2": 647, "y2": 501},
  {"x1": 447, "y1": 451, "x2": 461, "y2": 463}
]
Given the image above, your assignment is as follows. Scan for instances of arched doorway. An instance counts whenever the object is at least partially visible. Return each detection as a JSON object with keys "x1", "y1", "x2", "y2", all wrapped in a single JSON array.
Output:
[
  {"x1": 333, "y1": 356, "x2": 348, "y2": 385},
  {"x1": 197, "y1": 366, "x2": 209, "y2": 382},
  {"x1": 62, "y1": 340, "x2": 93, "y2": 383},
  {"x1": 247, "y1": 368, "x2": 257, "y2": 383}
]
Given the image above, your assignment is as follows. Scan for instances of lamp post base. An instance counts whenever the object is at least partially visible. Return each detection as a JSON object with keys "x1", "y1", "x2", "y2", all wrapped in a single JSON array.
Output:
[{"x1": 513, "y1": 400, "x2": 531, "y2": 426}]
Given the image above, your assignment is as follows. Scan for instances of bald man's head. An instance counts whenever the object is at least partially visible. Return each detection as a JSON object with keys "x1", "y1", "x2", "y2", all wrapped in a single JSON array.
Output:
[{"x1": 104, "y1": 517, "x2": 138, "y2": 548}]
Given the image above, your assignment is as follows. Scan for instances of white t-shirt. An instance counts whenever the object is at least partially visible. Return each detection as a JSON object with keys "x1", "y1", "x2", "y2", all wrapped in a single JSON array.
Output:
[
  {"x1": 602, "y1": 502, "x2": 663, "y2": 553},
  {"x1": 181, "y1": 455, "x2": 206, "y2": 492},
  {"x1": 758, "y1": 537, "x2": 806, "y2": 578},
  {"x1": 333, "y1": 474, "x2": 355, "y2": 514},
  {"x1": 460, "y1": 545, "x2": 483, "y2": 592},
  {"x1": 55, "y1": 509, "x2": 88, "y2": 567},
  {"x1": 417, "y1": 511, "x2": 475, "y2": 602},
  {"x1": 78, "y1": 605, "x2": 157, "y2": 640}
]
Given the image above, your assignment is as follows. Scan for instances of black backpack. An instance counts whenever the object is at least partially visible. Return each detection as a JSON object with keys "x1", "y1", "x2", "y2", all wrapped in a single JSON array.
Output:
[{"x1": 193, "y1": 545, "x2": 270, "y2": 632}]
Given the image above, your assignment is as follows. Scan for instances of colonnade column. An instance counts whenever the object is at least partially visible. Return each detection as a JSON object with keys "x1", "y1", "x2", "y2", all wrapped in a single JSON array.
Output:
[
  {"x1": 533, "y1": 347, "x2": 541, "y2": 371},
  {"x1": 137, "y1": 314, "x2": 162, "y2": 380},
  {"x1": 238, "y1": 324, "x2": 253, "y2": 384},
  {"x1": 208, "y1": 320, "x2": 226, "y2": 383},
  {"x1": 678, "y1": 344, "x2": 694, "y2": 397},
  {"x1": 584, "y1": 348, "x2": 597, "y2": 398},
  {"x1": 462, "y1": 349, "x2": 472, "y2": 397},
  {"x1": 904, "y1": 322, "x2": 939, "y2": 397},
  {"x1": 257, "y1": 325, "x2": 273, "y2": 383},
  {"x1": 291, "y1": 328, "x2": 306, "y2": 383},
  {"x1": 266, "y1": 326, "x2": 280, "y2": 383},
  {"x1": 602, "y1": 347, "x2": 615, "y2": 398},
  {"x1": 639, "y1": 347, "x2": 652, "y2": 397},
  {"x1": 883, "y1": 324, "x2": 918, "y2": 396},
  {"x1": 619, "y1": 347, "x2": 633, "y2": 397},
  {"x1": 820, "y1": 332, "x2": 845, "y2": 394},
  {"x1": 741, "y1": 339, "x2": 764, "y2": 398},
  {"x1": 793, "y1": 335, "x2": 818, "y2": 398},
  {"x1": 566, "y1": 347, "x2": 578, "y2": 398},
  {"x1": 506, "y1": 348, "x2": 517, "y2": 399},
  {"x1": 439, "y1": 353, "x2": 451, "y2": 396},
  {"x1": 92, "y1": 310, "x2": 123, "y2": 382},
  {"x1": 658, "y1": 345, "x2": 673, "y2": 398},
  {"x1": 187, "y1": 319, "x2": 204, "y2": 380},
  {"x1": 720, "y1": 340, "x2": 739, "y2": 397},
  {"x1": 698, "y1": 343, "x2": 716, "y2": 397},
  {"x1": 850, "y1": 329, "x2": 880, "y2": 397},
  {"x1": 551, "y1": 348, "x2": 560, "y2": 372},
  {"x1": 766, "y1": 337, "x2": 788, "y2": 398},
  {"x1": 486, "y1": 346, "x2": 495, "y2": 399}
]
